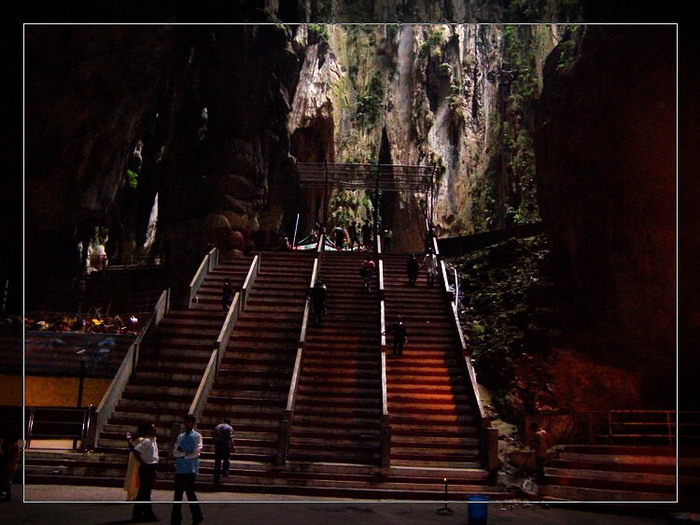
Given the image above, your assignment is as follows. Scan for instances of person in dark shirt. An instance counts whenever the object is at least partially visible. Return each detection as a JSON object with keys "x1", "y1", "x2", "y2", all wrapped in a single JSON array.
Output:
[
  {"x1": 213, "y1": 418, "x2": 235, "y2": 484},
  {"x1": 384, "y1": 316, "x2": 407, "y2": 356},
  {"x1": 406, "y1": 253, "x2": 419, "y2": 286},
  {"x1": 310, "y1": 279, "x2": 328, "y2": 326},
  {"x1": 348, "y1": 221, "x2": 358, "y2": 251},
  {"x1": 221, "y1": 278, "x2": 234, "y2": 312}
]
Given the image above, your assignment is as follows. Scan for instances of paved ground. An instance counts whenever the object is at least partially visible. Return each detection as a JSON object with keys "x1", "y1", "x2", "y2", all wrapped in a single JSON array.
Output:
[{"x1": 2, "y1": 484, "x2": 694, "y2": 524}]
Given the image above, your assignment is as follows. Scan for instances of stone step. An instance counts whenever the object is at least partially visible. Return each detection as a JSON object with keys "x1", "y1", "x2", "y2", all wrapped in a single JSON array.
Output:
[
  {"x1": 539, "y1": 483, "x2": 675, "y2": 501},
  {"x1": 389, "y1": 414, "x2": 477, "y2": 425},
  {"x1": 391, "y1": 425, "x2": 478, "y2": 437},
  {"x1": 390, "y1": 458, "x2": 482, "y2": 469},
  {"x1": 203, "y1": 396, "x2": 287, "y2": 409},
  {"x1": 547, "y1": 466, "x2": 676, "y2": 485}
]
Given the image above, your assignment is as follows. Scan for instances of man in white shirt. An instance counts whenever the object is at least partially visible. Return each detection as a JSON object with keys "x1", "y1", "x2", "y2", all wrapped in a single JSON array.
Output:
[{"x1": 127, "y1": 421, "x2": 160, "y2": 523}]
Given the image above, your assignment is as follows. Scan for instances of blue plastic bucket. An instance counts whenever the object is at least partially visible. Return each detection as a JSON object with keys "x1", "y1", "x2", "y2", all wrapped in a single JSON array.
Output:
[{"x1": 466, "y1": 494, "x2": 489, "y2": 524}]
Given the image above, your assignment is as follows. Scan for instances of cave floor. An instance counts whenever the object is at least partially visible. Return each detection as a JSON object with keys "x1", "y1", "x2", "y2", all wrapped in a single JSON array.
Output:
[{"x1": 13, "y1": 483, "x2": 678, "y2": 525}]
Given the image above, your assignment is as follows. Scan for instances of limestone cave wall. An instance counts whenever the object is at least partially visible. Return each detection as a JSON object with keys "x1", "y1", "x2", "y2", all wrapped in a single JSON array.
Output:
[
  {"x1": 288, "y1": 24, "x2": 559, "y2": 252},
  {"x1": 535, "y1": 25, "x2": 676, "y2": 395},
  {"x1": 25, "y1": 25, "x2": 301, "y2": 307}
]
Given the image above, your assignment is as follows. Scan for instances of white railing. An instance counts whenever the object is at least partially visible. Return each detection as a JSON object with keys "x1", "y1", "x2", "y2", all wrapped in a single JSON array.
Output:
[
  {"x1": 436, "y1": 249, "x2": 495, "y2": 471},
  {"x1": 377, "y1": 250, "x2": 390, "y2": 469},
  {"x1": 188, "y1": 349, "x2": 219, "y2": 421},
  {"x1": 207, "y1": 246, "x2": 219, "y2": 270},
  {"x1": 188, "y1": 248, "x2": 219, "y2": 308},
  {"x1": 278, "y1": 254, "x2": 318, "y2": 465},
  {"x1": 240, "y1": 255, "x2": 260, "y2": 311},
  {"x1": 187, "y1": 255, "x2": 259, "y2": 421},
  {"x1": 92, "y1": 288, "x2": 170, "y2": 447}
]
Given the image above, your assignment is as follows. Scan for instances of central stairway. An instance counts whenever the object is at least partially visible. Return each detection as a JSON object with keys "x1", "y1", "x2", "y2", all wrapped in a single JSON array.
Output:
[{"x1": 288, "y1": 251, "x2": 382, "y2": 465}]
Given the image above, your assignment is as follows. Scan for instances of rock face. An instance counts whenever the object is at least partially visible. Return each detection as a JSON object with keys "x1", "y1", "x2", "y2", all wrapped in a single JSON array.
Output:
[
  {"x1": 535, "y1": 26, "x2": 676, "y2": 399},
  {"x1": 288, "y1": 24, "x2": 558, "y2": 251},
  {"x1": 24, "y1": 25, "x2": 300, "y2": 306}
]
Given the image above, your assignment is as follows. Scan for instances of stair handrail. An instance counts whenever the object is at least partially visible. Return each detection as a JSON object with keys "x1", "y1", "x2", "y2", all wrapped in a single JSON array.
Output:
[
  {"x1": 240, "y1": 255, "x2": 260, "y2": 311},
  {"x1": 92, "y1": 288, "x2": 170, "y2": 448},
  {"x1": 189, "y1": 255, "x2": 260, "y2": 421},
  {"x1": 188, "y1": 347, "x2": 220, "y2": 422},
  {"x1": 188, "y1": 289, "x2": 243, "y2": 422},
  {"x1": 436, "y1": 244, "x2": 495, "y2": 471},
  {"x1": 208, "y1": 246, "x2": 219, "y2": 270},
  {"x1": 377, "y1": 252, "x2": 390, "y2": 469},
  {"x1": 188, "y1": 248, "x2": 219, "y2": 308},
  {"x1": 379, "y1": 340, "x2": 391, "y2": 470},
  {"x1": 279, "y1": 253, "x2": 318, "y2": 465}
]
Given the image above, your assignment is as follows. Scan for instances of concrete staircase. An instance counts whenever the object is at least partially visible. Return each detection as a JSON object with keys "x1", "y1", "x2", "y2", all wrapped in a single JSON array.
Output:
[
  {"x1": 199, "y1": 251, "x2": 315, "y2": 465},
  {"x1": 382, "y1": 252, "x2": 482, "y2": 470},
  {"x1": 22, "y1": 250, "x2": 510, "y2": 499},
  {"x1": 288, "y1": 251, "x2": 382, "y2": 465},
  {"x1": 541, "y1": 444, "x2": 676, "y2": 501},
  {"x1": 93, "y1": 256, "x2": 253, "y2": 450}
]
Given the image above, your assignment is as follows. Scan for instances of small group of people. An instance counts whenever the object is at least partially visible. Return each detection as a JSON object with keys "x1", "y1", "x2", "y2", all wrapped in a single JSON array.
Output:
[
  {"x1": 406, "y1": 247, "x2": 438, "y2": 286},
  {"x1": 124, "y1": 414, "x2": 236, "y2": 524}
]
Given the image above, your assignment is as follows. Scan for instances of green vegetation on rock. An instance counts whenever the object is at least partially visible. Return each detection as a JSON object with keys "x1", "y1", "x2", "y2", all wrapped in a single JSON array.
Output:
[
  {"x1": 455, "y1": 235, "x2": 552, "y2": 413},
  {"x1": 355, "y1": 70, "x2": 385, "y2": 128}
]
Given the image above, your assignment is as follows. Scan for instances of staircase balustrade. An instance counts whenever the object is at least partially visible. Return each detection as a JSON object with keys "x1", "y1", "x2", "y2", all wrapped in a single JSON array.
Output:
[
  {"x1": 278, "y1": 253, "x2": 318, "y2": 466},
  {"x1": 188, "y1": 247, "x2": 219, "y2": 308},
  {"x1": 91, "y1": 288, "x2": 170, "y2": 448},
  {"x1": 188, "y1": 255, "x2": 260, "y2": 422},
  {"x1": 380, "y1": 349, "x2": 391, "y2": 469},
  {"x1": 377, "y1": 250, "x2": 391, "y2": 469},
  {"x1": 188, "y1": 254, "x2": 208, "y2": 308},
  {"x1": 207, "y1": 246, "x2": 219, "y2": 270},
  {"x1": 240, "y1": 255, "x2": 260, "y2": 310},
  {"x1": 435, "y1": 246, "x2": 495, "y2": 472}
]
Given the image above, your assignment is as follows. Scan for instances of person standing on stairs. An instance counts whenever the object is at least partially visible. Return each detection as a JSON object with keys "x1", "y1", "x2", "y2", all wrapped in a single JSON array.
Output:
[
  {"x1": 530, "y1": 421, "x2": 551, "y2": 485},
  {"x1": 170, "y1": 414, "x2": 204, "y2": 525},
  {"x1": 360, "y1": 256, "x2": 376, "y2": 292},
  {"x1": 212, "y1": 418, "x2": 235, "y2": 484},
  {"x1": 348, "y1": 221, "x2": 359, "y2": 251},
  {"x1": 384, "y1": 316, "x2": 407, "y2": 356},
  {"x1": 421, "y1": 246, "x2": 439, "y2": 287},
  {"x1": 382, "y1": 226, "x2": 393, "y2": 252},
  {"x1": 310, "y1": 279, "x2": 327, "y2": 326},
  {"x1": 406, "y1": 253, "x2": 419, "y2": 286},
  {"x1": 221, "y1": 278, "x2": 234, "y2": 312},
  {"x1": 361, "y1": 221, "x2": 373, "y2": 250},
  {"x1": 126, "y1": 421, "x2": 160, "y2": 523}
]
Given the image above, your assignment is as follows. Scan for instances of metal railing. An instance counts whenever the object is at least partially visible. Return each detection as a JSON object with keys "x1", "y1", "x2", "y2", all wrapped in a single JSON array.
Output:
[
  {"x1": 278, "y1": 252, "x2": 318, "y2": 466},
  {"x1": 188, "y1": 247, "x2": 219, "y2": 308},
  {"x1": 240, "y1": 255, "x2": 260, "y2": 310},
  {"x1": 568, "y1": 409, "x2": 678, "y2": 446},
  {"x1": 435, "y1": 245, "x2": 497, "y2": 471},
  {"x1": 377, "y1": 250, "x2": 390, "y2": 470},
  {"x1": 188, "y1": 256, "x2": 260, "y2": 421},
  {"x1": 27, "y1": 405, "x2": 95, "y2": 451},
  {"x1": 91, "y1": 289, "x2": 170, "y2": 448}
]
